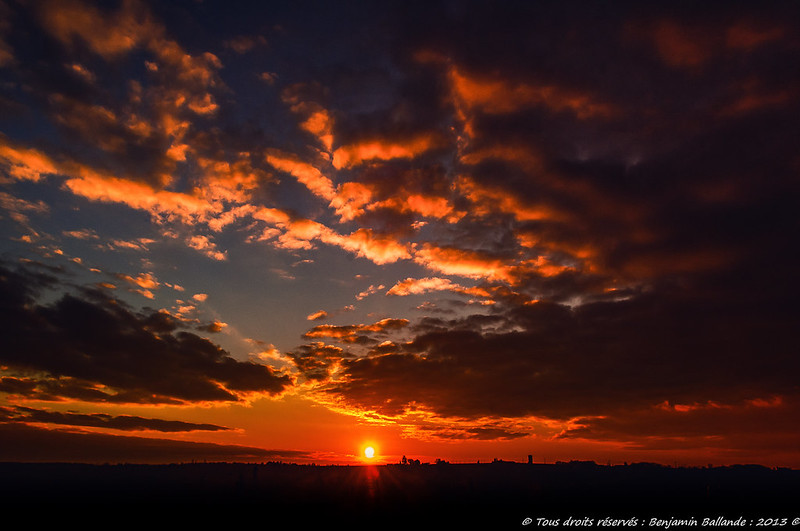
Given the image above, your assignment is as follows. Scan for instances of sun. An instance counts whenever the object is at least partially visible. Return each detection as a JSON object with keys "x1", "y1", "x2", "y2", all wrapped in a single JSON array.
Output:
[{"x1": 364, "y1": 446, "x2": 375, "y2": 459}]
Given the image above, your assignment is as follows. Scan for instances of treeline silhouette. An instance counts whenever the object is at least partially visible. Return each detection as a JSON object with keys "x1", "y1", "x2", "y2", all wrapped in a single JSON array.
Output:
[{"x1": 2, "y1": 460, "x2": 797, "y2": 527}]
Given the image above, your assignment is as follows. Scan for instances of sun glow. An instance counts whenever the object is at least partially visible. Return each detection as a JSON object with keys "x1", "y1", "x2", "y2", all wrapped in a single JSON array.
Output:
[{"x1": 364, "y1": 446, "x2": 375, "y2": 459}]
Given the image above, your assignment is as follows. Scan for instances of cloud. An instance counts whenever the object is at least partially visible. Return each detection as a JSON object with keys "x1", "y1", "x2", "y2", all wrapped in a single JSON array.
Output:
[
  {"x1": 0, "y1": 138, "x2": 60, "y2": 182},
  {"x1": 448, "y1": 66, "x2": 617, "y2": 120},
  {"x1": 306, "y1": 310, "x2": 328, "y2": 321},
  {"x1": 355, "y1": 284, "x2": 384, "y2": 301},
  {"x1": 367, "y1": 192, "x2": 463, "y2": 223},
  {"x1": 38, "y1": 0, "x2": 158, "y2": 59},
  {"x1": 386, "y1": 277, "x2": 490, "y2": 299},
  {"x1": 28, "y1": 0, "x2": 225, "y2": 192},
  {"x1": 331, "y1": 133, "x2": 441, "y2": 169},
  {"x1": 224, "y1": 35, "x2": 267, "y2": 54},
  {"x1": 196, "y1": 321, "x2": 226, "y2": 333},
  {"x1": 303, "y1": 318, "x2": 409, "y2": 344},
  {"x1": 39, "y1": 0, "x2": 222, "y2": 107},
  {"x1": 0, "y1": 262, "x2": 293, "y2": 404},
  {"x1": 106, "y1": 238, "x2": 155, "y2": 252},
  {"x1": 113, "y1": 271, "x2": 160, "y2": 299},
  {"x1": 412, "y1": 244, "x2": 518, "y2": 283},
  {"x1": 286, "y1": 342, "x2": 353, "y2": 382},
  {"x1": 558, "y1": 396, "x2": 800, "y2": 452},
  {"x1": 635, "y1": 16, "x2": 789, "y2": 71},
  {"x1": 455, "y1": 173, "x2": 566, "y2": 224},
  {"x1": 282, "y1": 83, "x2": 335, "y2": 152},
  {"x1": 0, "y1": 2, "x2": 12, "y2": 67},
  {"x1": 252, "y1": 207, "x2": 410, "y2": 265},
  {"x1": 114, "y1": 272, "x2": 159, "y2": 290},
  {"x1": 62, "y1": 167, "x2": 214, "y2": 222},
  {"x1": 265, "y1": 151, "x2": 336, "y2": 203},
  {"x1": 2, "y1": 406, "x2": 231, "y2": 432},
  {"x1": 649, "y1": 19, "x2": 714, "y2": 69},
  {"x1": 0, "y1": 423, "x2": 309, "y2": 464},
  {"x1": 317, "y1": 280, "x2": 800, "y2": 440},
  {"x1": 0, "y1": 191, "x2": 49, "y2": 228},
  {"x1": 186, "y1": 234, "x2": 227, "y2": 261},
  {"x1": 329, "y1": 228, "x2": 411, "y2": 265}
]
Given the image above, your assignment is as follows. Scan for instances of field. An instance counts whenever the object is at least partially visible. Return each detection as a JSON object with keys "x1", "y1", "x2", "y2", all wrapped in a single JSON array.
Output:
[{"x1": 2, "y1": 461, "x2": 798, "y2": 528}]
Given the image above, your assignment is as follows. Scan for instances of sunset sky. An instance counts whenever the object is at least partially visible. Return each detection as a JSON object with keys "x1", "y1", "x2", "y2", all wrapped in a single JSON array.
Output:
[{"x1": 1, "y1": 0, "x2": 799, "y2": 467}]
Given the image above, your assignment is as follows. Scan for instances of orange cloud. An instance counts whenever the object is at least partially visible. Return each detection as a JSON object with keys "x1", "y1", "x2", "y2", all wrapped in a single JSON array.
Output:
[
  {"x1": 329, "y1": 181, "x2": 374, "y2": 222},
  {"x1": 58, "y1": 162, "x2": 257, "y2": 256},
  {"x1": 113, "y1": 271, "x2": 160, "y2": 298},
  {"x1": 332, "y1": 133, "x2": 440, "y2": 169},
  {"x1": 307, "y1": 310, "x2": 328, "y2": 321},
  {"x1": 62, "y1": 167, "x2": 213, "y2": 224},
  {"x1": 456, "y1": 175, "x2": 562, "y2": 223},
  {"x1": 0, "y1": 140, "x2": 59, "y2": 182},
  {"x1": 252, "y1": 206, "x2": 292, "y2": 226},
  {"x1": 252, "y1": 207, "x2": 410, "y2": 265},
  {"x1": 40, "y1": 0, "x2": 222, "y2": 119},
  {"x1": 369, "y1": 192, "x2": 464, "y2": 222},
  {"x1": 413, "y1": 244, "x2": 517, "y2": 283},
  {"x1": 282, "y1": 85, "x2": 335, "y2": 152},
  {"x1": 523, "y1": 256, "x2": 574, "y2": 278},
  {"x1": 186, "y1": 235, "x2": 227, "y2": 261},
  {"x1": 301, "y1": 110, "x2": 334, "y2": 152},
  {"x1": 303, "y1": 318, "x2": 410, "y2": 342},
  {"x1": 386, "y1": 277, "x2": 491, "y2": 298},
  {"x1": 108, "y1": 238, "x2": 154, "y2": 252},
  {"x1": 202, "y1": 320, "x2": 227, "y2": 333},
  {"x1": 38, "y1": 0, "x2": 159, "y2": 59},
  {"x1": 265, "y1": 151, "x2": 336, "y2": 202},
  {"x1": 326, "y1": 228, "x2": 411, "y2": 265},
  {"x1": 449, "y1": 67, "x2": 616, "y2": 119},
  {"x1": 459, "y1": 143, "x2": 545, "y2": 169},
  {"x1": 195, "y1": 155, "x2": 266, "y2": 213},
  {"x1": 356, "y1": 284, "x2": 385, "y2": 301},
  {"x1": 459, "y1": 143, "x2": 649, "y2": 240},
  {"x1": 266, "y1": 151, "x2": 378, "y2": 222},
  {"x1": 115, "y1": 272, "x2": 159, "y2": 290}
]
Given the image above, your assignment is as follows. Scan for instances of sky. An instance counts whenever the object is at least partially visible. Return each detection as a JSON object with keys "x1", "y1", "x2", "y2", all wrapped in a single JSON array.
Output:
[{"x1": 1, "y1": 0, "x2": 799, "y2": 467}]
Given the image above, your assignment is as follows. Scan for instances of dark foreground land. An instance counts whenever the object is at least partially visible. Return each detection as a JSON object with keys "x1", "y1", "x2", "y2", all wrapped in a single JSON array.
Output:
[{"x1": 2, "y1": 461, "x2": 798, "y2": 528}]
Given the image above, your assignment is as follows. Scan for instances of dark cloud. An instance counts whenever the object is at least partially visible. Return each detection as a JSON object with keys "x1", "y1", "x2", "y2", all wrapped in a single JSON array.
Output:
[
  {"x1": 323, "y1": 286, "x2": 800, "y2": 435},
  {"x1": 1, "y1": 406, "x2": 230, "y2": 432},
  {"x1": 558, "y1": 396, "x2": 800, "y2": 452},
  {"x1": 0, "y1": 262, "x2": 293, "y2": 404},
  {"x1": 0, "y1": 423, "x2": 308, "y2": 464},
  {"x1": 286, "y1": 343, "x2": 354, "y2": 382}
]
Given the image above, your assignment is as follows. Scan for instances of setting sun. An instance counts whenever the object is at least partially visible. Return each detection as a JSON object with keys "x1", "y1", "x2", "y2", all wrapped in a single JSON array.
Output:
[{"x1": 364, "y1": 446, "x2": 375, "y2": 459}]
